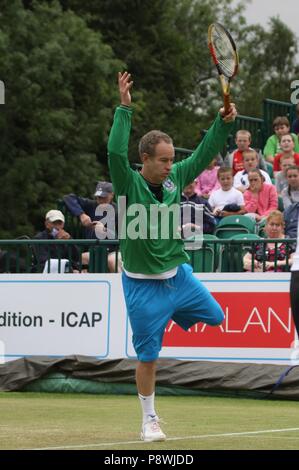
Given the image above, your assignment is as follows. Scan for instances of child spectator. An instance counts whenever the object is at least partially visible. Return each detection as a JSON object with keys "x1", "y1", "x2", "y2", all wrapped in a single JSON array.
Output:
[
  {"x1": 272, "y1": 134, "x2": 299, "y2": 176},
  {"x1": 281, "y1": 166, "x2": 299, "y2": 210},
  {"x1": 180, "y1": 181, "x2": 216, "y2": 236},
  {"x1": 275, "y1": 155, "x2": 295, "y2": 195},
  {"x1": 208, "y1": 167, "x2": 245, "y2": 219},
  {"x1": 233, "y1": 149, "x2": 272, "y2": 192},
  {"x1": 224, "y1": 130, "x2": 266, "y2": 175},
  {"x1": 244, "y1": 169, "x2": 278, "y2": 222},
  {"x1": 263, "y1": 116, "x2": 299, "y2": 164},
  {"x1": 194, "y1": 157, "x2": 220, "y2": 198}
]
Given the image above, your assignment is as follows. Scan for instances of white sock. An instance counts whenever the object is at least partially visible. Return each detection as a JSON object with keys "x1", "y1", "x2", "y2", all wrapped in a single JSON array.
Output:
[{"x1": 138, "y1": 392, "x2": 156, "y2": 424}]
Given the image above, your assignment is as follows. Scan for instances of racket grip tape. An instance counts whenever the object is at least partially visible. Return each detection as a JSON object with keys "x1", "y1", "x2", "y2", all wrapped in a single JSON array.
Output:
[{"x1": 223, "y1": 92, "x2": 230, "y2": 115}]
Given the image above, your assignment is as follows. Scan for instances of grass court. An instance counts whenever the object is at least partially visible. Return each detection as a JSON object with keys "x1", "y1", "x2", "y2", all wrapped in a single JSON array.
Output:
[{"x1": 1, "y1": 392, "x2": 299, "y2": 450}]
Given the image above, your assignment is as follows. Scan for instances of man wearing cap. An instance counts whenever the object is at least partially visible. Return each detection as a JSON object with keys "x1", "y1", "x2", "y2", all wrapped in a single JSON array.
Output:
[
  {"x1": 33, "y1": 210, "x2": 79, "y2": 272},
  {"x1": 63, "y1": 181, "x2": 120, "y2": 272}
]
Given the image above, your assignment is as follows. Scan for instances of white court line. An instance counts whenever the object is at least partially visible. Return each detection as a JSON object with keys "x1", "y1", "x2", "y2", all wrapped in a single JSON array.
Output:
[{"x1": 30, "y1": 427, "x2": 299, "y2": 450}]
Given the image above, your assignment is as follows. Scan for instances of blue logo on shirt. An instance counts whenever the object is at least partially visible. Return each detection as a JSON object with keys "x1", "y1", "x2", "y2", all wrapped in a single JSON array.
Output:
[{"x1": 163, "y1": 178, "x2": 177, "y2": 192}]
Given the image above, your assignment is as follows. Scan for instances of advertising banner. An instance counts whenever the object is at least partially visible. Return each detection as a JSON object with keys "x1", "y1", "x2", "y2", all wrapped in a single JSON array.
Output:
[{"x1": 0, "y1": 273, "x2": 296, "y2": 364}]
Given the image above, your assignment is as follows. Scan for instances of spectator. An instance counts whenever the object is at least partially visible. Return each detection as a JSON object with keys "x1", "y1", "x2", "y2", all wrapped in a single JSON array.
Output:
[
  {"x1": 208, "y1": 167, "x2": 245, "y2": 220},
  {"x1": 224, "y1": 130, "x2": 266, "y2": 175},
  {"x1": 33, "y1": 210, "x2": 80, "y2": 272},
  {"x1": 233, "y1": 149, "x2": 272, "y2": 193},
  {"x1": 284, "y1": 202, "x2": 299, "y2": 239},
  {"x1": 281, "y1": 166, "x2": 299, "y2": 210},
  {"x1": 194, "y1": 157, "x2": 220, "y2": 198},
  {"x1": 263, "y1": 116, "x2": 299, "y2": 164},
  {"x1": 180, "y1": 180, "x2": 216, "y2": 236},
  {"x1": 272, "y1": 134, "x2": 299, "y2": 176},
  {"x1": 291, "y1": 103, "x2": 299, "y2": 136},
  {"x1": 63, "y1": 181, "x2": 121, "y2": 272},
  {"x1": 243, "y1": 210, "x2": 294, "y2": 272},
  {"x1": 244, "y1": 169, "x2": 278, "y2": 223},
  {"x1": 275, "y1": 155, "x2": 295, "y2": 195}
]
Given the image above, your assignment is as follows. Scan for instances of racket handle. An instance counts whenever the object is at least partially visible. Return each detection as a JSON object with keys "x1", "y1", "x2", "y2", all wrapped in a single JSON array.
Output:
[{"x1": 223, "y1": 92, "x2": 230, "y2": 115}]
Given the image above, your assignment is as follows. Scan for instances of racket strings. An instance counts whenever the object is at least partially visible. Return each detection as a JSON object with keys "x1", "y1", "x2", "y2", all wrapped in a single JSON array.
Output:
[{"x1": 211, "y1": 26, "x2": 236, "y2": 77}]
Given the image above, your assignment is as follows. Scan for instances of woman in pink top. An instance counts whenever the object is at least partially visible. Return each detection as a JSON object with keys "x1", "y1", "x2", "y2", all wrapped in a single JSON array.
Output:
[
  {"x1": 244, "y1": 169, "x2": 278, "y2": 222},
  {"x1": 195, "y1": 158, "x2": 220, "y2": 198}
]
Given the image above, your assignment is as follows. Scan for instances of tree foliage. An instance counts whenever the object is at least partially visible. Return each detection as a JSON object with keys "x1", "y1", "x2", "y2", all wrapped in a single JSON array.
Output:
[
  {"x1": 236, "y1": 17, "x2": 299, "y2": 117},
  {"x1": 0, "y1": 0, "x2": 122, "y2": 236}
]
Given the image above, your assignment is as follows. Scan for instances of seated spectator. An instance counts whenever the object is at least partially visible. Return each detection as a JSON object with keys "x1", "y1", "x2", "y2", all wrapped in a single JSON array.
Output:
[
  {"x1": 224, "y1": 130, "x2": 266, "y2": 175},
  {"x1": 284, "y1": 202, "x2": 299, "y2": 239},
  {"x1": 244, "y1": 169, "x2": 278, "y2": 223},
  {"x1": 234, "y1": 149, "x2": 272, "y2": 193},
  {"x1": 272, "y1": 134, "x2": 299, "y2": 176},
  {"x1": 194, "y1": 157, "x2": 220, "y2": 198},
  {"x1": 263, "y1": 116, "x2": 299, "y2": 164},
  {"x1": 243, "y1": 210, "x2": 294, "y2": 272},
  {"x1": 208, "y1": 167, "x2": 246, "y2": 220},
  {"x1": 180, "y1": 180, "x2": 216, "y2": 236},
  {"x1": 281, "y1": 166, "x2": 299, "y2": 210},
  {"x1": 63, "y1": 181, "x2": 121, "y2": 272},
  {"x1": 291, "y1": 103, "x2": 299, "y2": 136},
  {"x1": 275, "y1": 155, "x2": 295, "y2": 195},
  {"x1": 33, "y1": 210, "x2": 80, "y2": 272}
]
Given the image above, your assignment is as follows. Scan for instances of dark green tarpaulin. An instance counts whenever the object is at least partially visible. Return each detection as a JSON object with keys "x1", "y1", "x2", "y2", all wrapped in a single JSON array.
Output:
[{"x1": 1, "y1": 356, "x2": 299, "y2": 400}]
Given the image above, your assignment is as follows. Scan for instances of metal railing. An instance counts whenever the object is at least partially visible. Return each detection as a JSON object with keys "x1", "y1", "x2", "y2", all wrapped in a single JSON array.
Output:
[
  {"x1": 263, "y1": 98, "x2": 296, "y2": 140},
  {"x1": 175, "y1": 114, "x2": 265, "y2": 159},
  {"x1": 232, "y1": 115, "x2": 265, "y2": 150},
  {"x1": 0, "y1": 238, "x2": 295, "y2": 274},
  {"x1": 0, "y1": 239, "x2": 120, "y2": 274}
]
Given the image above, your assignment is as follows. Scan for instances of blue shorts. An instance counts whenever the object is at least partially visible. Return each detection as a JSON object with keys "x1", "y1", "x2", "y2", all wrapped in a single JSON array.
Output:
[{"x1": 122, "y1": 263, "x2": 224, "y2": 362}]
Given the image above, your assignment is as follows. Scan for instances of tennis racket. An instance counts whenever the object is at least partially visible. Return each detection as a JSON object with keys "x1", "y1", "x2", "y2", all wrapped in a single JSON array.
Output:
[{"x1": 208, "y1": 23, "x2": 239, "y2": 115}]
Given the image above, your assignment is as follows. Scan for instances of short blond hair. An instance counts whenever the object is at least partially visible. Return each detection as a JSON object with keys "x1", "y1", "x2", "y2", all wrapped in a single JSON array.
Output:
[
  {"x1": 242, "y1": 149, "x2": 258, "y2": 160},
  {"x1": 235, "y1": 130, "x2": 251, "y2": 140},
  {"x1": 266, "y1": 210, "x2": 284, "y2": 227},
  {"x1": 280, "y1": 153, "x2": 295, "y2": 163}
]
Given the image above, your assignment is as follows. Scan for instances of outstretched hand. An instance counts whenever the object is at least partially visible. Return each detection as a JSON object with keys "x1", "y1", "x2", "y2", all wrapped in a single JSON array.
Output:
[
  {"x1": 118, "y1": 71, "x2": 133, "y2": 106},
  {"x1": 219, "y1": 103, "x2": 237, "y2": 122}
]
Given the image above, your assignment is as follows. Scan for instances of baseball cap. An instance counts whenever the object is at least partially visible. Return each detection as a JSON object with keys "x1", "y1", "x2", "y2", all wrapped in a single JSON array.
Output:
[
  {"x1": 45, "y1": 210, "x2": 65, "y2": 223},
  {"x1": 94, "y1": 181, "x2": 113, "y2": 197}
]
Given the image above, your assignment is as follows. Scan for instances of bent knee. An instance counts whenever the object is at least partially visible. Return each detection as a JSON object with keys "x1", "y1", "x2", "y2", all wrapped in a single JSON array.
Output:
[{"x1": 210, "y1": 307, "x2": 225, "y2": 326}]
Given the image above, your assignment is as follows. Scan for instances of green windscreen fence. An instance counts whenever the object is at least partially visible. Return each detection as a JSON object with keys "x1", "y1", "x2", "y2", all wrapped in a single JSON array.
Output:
[{"x1": 263, "y1": 99, "x2": 296, "y2": 140}]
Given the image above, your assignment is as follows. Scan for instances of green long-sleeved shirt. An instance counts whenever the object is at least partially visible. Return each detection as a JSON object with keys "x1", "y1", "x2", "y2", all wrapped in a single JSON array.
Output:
[{"x1": 108, "y1": 106, "x2": 233, "y2": 274}]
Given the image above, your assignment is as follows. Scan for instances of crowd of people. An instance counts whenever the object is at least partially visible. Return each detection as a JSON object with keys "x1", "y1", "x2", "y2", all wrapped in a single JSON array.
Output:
[
  {"x1": 2, "y1": 103, "x2": 299, "y2": 275},
  {"x1": 189, "y1": 110, "x2": 299, "y2": 272}
]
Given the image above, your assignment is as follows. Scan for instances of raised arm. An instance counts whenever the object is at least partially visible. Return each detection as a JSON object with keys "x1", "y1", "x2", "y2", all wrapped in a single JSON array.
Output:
[
  {"x1": 174, "y1": 104, "x2": 237, "y2": 188},
  {"x1": 118, "y1": 71, "x2": 133, "y2": 106},
  {"x1": 108, "y1": 72, "x2": 135, "y2": 196}
]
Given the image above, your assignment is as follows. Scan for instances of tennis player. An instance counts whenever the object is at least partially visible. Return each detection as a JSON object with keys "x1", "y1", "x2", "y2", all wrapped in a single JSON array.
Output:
[
  {"x1": 290, "y1": 216, "x2": 299, "y2": 339},
  {"x1": 108, "y1": 72, "x2": 237, "y2": 442}
]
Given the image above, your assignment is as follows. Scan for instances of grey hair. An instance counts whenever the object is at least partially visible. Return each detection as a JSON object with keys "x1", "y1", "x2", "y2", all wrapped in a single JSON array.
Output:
[{"x1": 138, "y1": 130, "x2": 173, "y2": 158}]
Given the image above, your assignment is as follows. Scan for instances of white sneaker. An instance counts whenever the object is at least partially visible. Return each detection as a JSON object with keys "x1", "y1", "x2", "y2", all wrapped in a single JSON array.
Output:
[{"x1": 140, "y1": 416, "x2": 166, "y2": 442}]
